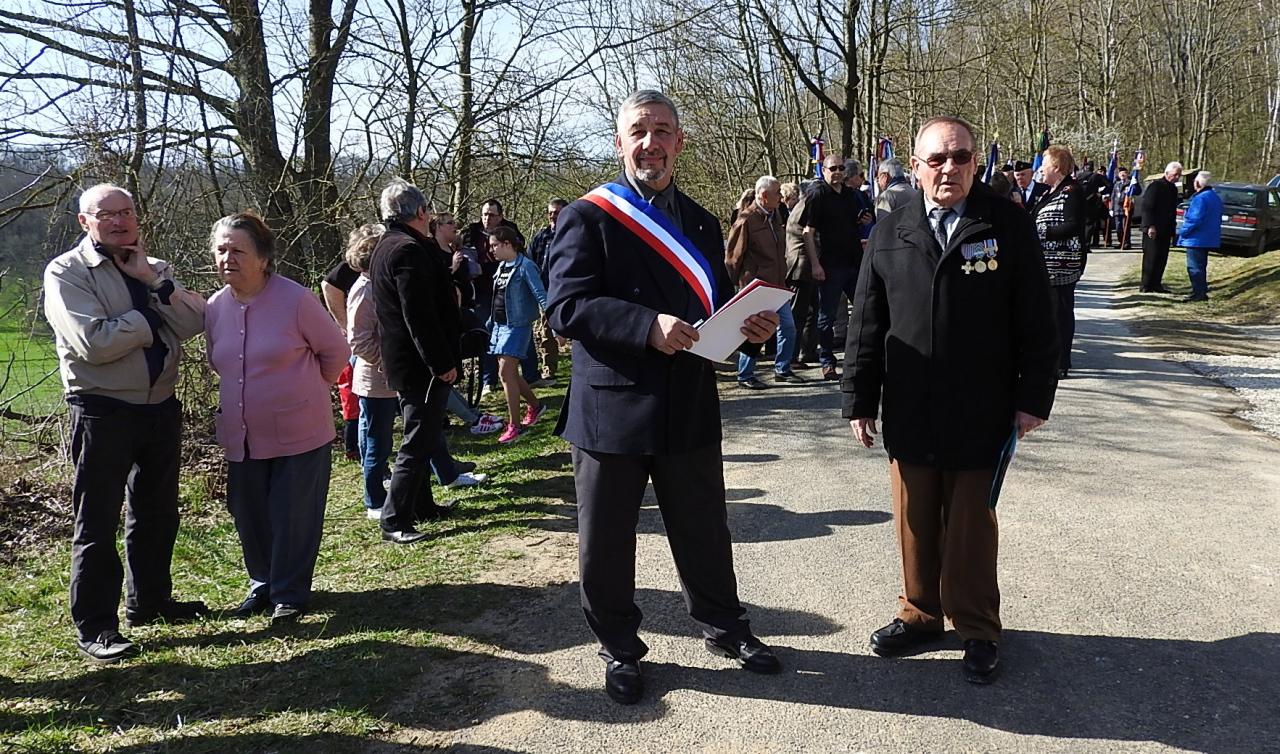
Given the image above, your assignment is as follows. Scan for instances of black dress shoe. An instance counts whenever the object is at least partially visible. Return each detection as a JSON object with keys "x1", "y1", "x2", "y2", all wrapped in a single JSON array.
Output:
[
  {"x1": 737, "y1": 377, "x2": 770, "y2": 390},
  {"x1": 456, "y1": 460, "x2": 478, "y2": 474},
  {"x1": 125, "y1": 598, "x2": 210, "y2": 627},
  {"x1": 962, "y1": 639, "x2": 1000, "y2": 684},
  {"x1": 270, "y1": 603, "x2": 306, "y2": 625},
  {"x1": 1057, "y1": 368, "x2": 1070, "y2": 380},
  {"x1": 1153, "y1": 286, "x2": 1172, "y2": 294},
  {"x1": 382, "y1": 529, "x2": 429, "y2": 544},
  {"x1": 705, "y1": 635, "x2": 782, "y2": 674},
  {"x1": 869, "y1": 618, "x2": 944, "y2": 656},
  {"x1": 230, "y1": 593, "x2": 271, "y2": 619},
  {"x1": 604, "y1": 660, "x2": 643, "y2": 704}
]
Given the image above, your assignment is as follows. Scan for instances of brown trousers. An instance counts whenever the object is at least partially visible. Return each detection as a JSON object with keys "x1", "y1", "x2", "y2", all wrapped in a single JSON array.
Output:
[{"x1": 890, "y1": 460, "x2": 1001, "y2": 641}]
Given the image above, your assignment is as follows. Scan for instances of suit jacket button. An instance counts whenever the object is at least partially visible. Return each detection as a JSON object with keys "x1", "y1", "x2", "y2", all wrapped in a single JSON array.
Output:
[{"x1": 633, "y1": 287, "x2": 640, "y2": 296}]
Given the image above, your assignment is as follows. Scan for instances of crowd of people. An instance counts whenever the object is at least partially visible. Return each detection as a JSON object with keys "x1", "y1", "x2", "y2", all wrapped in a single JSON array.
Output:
[{"x1": 42, "y1": 88, "x2": 1221, "y2": 705}]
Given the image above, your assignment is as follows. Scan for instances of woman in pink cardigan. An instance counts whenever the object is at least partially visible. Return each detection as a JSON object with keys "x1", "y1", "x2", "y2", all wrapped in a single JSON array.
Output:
[{"x1": 205, "y1": 211, "x2": 350, "y2": 625}]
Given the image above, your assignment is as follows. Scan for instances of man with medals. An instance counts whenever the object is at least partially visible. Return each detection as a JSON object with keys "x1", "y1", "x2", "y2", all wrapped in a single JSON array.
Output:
[
  {"x1": 842, "y1": 116, "x2": 1059, "y2": 684},
  {"x1": 547, "y1": 90, "x2": 782, "y2": 704}
]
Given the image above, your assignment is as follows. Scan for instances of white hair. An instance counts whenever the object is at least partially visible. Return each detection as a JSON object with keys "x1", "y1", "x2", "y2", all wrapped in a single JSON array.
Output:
[
  {"x1": 79, "y1": 183, "x2": 133, "y2": 213},
  {"x1": 1165, "y1": 161, "x2": 1184, "y2": 175},
  {"x1": 379, "y1": 179, "x2": 429, "y2": 223},
  {"x1": 877, "y1": 158, "x2": 906, "y2": 179},
  {"x1": 1195, "y1": 171, "x2": 1213, "y2": 188},
  {"x1": 754, "y1": 175, "x2": 780, "y2": 197}
]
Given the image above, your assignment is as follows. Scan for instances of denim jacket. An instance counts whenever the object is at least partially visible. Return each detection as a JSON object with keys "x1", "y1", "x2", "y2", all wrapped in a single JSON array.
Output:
[{"x1": 489, "y1": 254, "x2": 548, "y2": 328}]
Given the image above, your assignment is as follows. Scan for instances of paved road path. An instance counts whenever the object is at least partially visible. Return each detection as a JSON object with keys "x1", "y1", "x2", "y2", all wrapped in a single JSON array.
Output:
[{"x1": 393, "y1": 250, "x2": 1280, "y2": 754}]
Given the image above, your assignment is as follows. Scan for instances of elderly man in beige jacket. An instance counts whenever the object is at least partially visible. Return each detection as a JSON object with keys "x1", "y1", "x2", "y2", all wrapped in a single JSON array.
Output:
[{"x1": 44, "y1": 183, "x2": 208, "y2": 663}]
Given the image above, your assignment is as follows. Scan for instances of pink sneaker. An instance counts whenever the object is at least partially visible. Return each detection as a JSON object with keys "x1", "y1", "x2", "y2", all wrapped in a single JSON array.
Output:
[
  {"x1": 521, "y1": 403, "x2": 548, "y2": 428},
  {"x1": 498, "y1": 424, "x2": 521, "y2": 444}
]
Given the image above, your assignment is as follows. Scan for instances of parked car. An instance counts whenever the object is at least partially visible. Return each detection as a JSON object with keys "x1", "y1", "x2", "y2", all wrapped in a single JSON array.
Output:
[{"x1": 1175, "y1": 182, "x2": 1280, "y2": 256}]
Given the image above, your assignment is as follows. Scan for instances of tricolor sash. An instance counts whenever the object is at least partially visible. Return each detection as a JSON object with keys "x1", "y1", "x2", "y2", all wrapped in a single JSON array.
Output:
[{"x1": 583, "y1": 182, "x2": 718, "y2": 316}]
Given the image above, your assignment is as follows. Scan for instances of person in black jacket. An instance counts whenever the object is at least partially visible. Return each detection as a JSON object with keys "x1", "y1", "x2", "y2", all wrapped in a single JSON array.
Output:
[
  {"x1": 1035, "y1": 146, "x2": 1088, "y2": 378},
  {"x1": 368, "y1": 179, "x2": 463, "y2": 544},
  {"x1": 1139, "y1": 161, "x2": 1183, "y2": 293},
  {"x1": 548, "y1": 89, "x2": 781, "y2": 705},
  {"x1": 842, "y1": 116, "x2": 1059, "y2": 684}
]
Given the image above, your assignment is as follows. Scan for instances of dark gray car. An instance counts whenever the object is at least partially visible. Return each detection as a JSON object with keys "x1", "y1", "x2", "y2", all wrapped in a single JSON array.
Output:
[{"x1": 1176, "y1": 182, "x2": 1280, "y2": 256}]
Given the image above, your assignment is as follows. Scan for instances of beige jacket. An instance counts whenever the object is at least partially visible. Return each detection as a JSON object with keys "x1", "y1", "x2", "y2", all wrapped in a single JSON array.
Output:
[
  {"x1": 345, "y1": 275, "x2": 396, "y2": 399},
  {"x1": 43, "y1": 236, "x2": 205, "y2": 404}
]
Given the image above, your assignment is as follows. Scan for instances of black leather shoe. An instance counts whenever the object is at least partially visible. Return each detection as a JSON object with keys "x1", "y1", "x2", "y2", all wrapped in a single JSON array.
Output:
[
  {"x1": 382, "y1": 529, "x2": 429, "y2": 544},
  {"x1": 1057, "y1": 368, "x2": 1070, "y2": 380},
  {"x1": 604, "y1": 660, "x2": 643, "y2": 704},
  {"x1": 231, "y1": 593, "x2": 271, "y2": 619},
  {"x1": 270, "y1": 603, "x2": 306, "y2": 625},
  {"x1": 869, "y1": 618, "x2": 944, "y2": 656},
  {"x1": 456, "y1": 460, "x2": 477, "y2": 474},
  {"x1": 125, "y1": 598, "x2": 210, "y2": 627},
  {"x1": 773, "y1": 371, "x2": 807, "y2": 383},
  {"x1": 1153, "y1": 286, "x2": 1172, "y2": 294},
  {"x1": 77, "y1": 630, "x2": 140, "y2": 663},
  {"x1": 705, "y1": 635, "x2": 782, "y2": 674},
  {"x1": 738, "y1": 377, "x2": 770, "y2": 391},
  {"x1": 962, "y1": 639, "x2": 1000, "y2": 684}
]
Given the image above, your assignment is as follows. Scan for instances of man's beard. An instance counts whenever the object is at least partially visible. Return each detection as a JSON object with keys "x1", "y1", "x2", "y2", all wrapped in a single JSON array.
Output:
[{"x1": 635, "y1": 167, "x2": 666, "y2": 182}]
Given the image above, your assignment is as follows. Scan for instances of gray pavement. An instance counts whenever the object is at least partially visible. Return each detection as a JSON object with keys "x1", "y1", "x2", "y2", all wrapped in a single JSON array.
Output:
[{"x1": 392, "y1": 250, "x2": 1280, "y2": 753}]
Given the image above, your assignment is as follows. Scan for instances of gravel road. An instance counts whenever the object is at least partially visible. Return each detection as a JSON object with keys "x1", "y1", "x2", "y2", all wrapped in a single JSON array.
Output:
[{"x1": 380, "y1": 250, "x2": 1280, "y2": 754}]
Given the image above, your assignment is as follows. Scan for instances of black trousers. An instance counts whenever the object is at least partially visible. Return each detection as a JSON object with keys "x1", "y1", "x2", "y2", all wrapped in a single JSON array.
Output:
[
  {"x1": 382, "y1": 377, "x2": 452, "y2": 533},
  {"x1": 789, "y1": 280, "x2": 820, "y2": 363},
  {"x1": 68, "y1": 398, "x2": 181, "y2": 640},
  {"x1": 1141, "y1": 230, "x2": 1173, "y2": 290},
  {"x1": 572, "y1": 443, "x2": 749, "y2": 663},
  {"x1": 1053, "y1": 282, "x2": 1076, "y2": 371}
]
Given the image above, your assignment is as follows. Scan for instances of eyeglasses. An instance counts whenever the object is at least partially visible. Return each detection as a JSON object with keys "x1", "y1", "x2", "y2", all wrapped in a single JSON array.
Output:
[
  {"x1": 917, "y1": 150, "x2": 975, "y2": 168},
  {"x1": 90, "y1": 207, "x2": 135, "y2": 221},
  {"x1": 825, "y1": 165, "x2": 845, "y2": 172}
]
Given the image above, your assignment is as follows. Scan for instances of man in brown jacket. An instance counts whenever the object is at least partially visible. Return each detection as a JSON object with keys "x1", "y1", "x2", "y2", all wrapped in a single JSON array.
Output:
[{"x1": 725, "y1": 175, "x2": 802, "y2": 389}]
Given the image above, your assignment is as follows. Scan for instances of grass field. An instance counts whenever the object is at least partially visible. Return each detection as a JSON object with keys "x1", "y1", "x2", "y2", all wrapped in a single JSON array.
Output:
[
  {"x1": 0, "y1": 281, "x2": 63, "y2": 419},
  {"x1": 1122, "y1": 248, "x2": 1280, "y2": 325},
  {"x1": 0, "y1": 383, "x2": 573, "y2": 753}
]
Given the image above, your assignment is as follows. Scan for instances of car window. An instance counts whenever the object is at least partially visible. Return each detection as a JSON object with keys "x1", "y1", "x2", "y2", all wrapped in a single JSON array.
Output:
[
  {"x1": 1217, "y1": 188, "x2": 1262, "y2": 208},
  {"x1": 1270, "y1": 190, "x2": 1280, "y2": 207}
]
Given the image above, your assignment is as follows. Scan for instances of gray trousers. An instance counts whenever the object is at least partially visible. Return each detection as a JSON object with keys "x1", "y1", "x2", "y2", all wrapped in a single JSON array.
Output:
[{"x1": 227, "y1": 444, "x2": 331, "y2": 606}]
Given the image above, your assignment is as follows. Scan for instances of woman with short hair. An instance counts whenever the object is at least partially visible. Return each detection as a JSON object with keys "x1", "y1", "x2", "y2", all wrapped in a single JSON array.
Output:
[
  {"x1": 205, "y1": 211, "x2": 350, "y2": 624},
  {"x1": 1034, "y1": 145, "x2": 1087, "y2": 379}
]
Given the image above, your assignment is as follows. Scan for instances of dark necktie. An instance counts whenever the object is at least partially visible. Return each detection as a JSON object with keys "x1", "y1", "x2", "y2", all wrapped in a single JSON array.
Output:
[{"x1": 930, "y1": 207, "x2": 953, "y2": 250}]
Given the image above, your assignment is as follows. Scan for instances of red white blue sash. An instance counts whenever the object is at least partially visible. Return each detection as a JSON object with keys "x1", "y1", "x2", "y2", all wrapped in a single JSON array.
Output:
[{"x1": 583, "y1": 182, "x2": 718, "y2": 316}]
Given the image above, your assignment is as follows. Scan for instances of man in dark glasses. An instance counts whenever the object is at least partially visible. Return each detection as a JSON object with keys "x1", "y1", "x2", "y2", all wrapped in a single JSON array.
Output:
[
  {"x1": 841, "y1": 116, "x2": 1059, "y2": 684},
  {"x1": 796, "y1": 154, "x2": 866, "y2": 381}
]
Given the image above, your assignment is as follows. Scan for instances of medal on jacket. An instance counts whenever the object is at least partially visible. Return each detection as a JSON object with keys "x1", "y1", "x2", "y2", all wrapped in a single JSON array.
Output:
[
  {"x1": 984, "y1": 238, "x2": 1000, "y2": 271},
  {"x1": 960, "y1": 242, "x2": 985, "y2": 274}
]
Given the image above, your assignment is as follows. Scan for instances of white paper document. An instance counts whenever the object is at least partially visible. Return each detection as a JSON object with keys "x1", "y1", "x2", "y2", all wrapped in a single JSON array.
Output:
[{"x1": 686, "y1": 279, "x2": 795, "y2": 362}]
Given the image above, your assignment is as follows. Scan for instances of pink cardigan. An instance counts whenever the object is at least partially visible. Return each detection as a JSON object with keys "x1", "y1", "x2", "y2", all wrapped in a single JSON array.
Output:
[{"x1": 206, "y1": 274, "x2": 350, "y2": 462}]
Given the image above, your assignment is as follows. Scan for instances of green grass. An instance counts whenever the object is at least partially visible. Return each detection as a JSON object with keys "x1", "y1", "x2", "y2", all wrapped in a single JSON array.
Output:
[
  {"x1": 1122, "y1": 248, "x2": 1280, "y2": 324},
  {"x1": 0, "y1": 385, "x2": 574, "y2": 753},
  {"x1": 0, "y1": 283, "x2": 63, "y2": 420}
]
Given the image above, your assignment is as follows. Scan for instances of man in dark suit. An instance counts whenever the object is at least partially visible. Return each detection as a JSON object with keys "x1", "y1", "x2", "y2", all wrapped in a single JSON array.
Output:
[
  {"x1": 368, "y1": 179, "x2": 462, "y2": 544},
  {"x1": 1139, "y1": 161, "x2": 1184, "y2": 293},
  {"x1": 547, "y1": 89, "x2": 782, "y2": 705},
  {"x1": 1013, "y1": 160, "x2": 1049, "y2": 208},
  {"x1": 843, "y1": 116, "x2": 1059, "y2": 684}
]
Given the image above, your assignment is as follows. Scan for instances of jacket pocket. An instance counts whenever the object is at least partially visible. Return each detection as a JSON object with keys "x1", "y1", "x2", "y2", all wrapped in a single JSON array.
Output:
[
  {"x1": 586, "y1": 364, "x2": 636, "y2": 387},
  {"x1": 273, "y1": 399, "x2": 312, "y2": 445}
]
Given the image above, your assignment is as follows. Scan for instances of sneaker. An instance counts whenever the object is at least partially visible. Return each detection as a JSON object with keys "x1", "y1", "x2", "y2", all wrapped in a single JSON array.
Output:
[
  {"x1": 470, "y1": 414, "x2": 504, "y2": 434},
  {"x1": 447, "y1": 472, "x2": 488, "y2": 488},
  {"x1": 480, "y1": 383, "x2": 497, "y2": 396},
  {"x1": 230, "y1": 592, "x2": 271, "y2": 619},
  {"x1": 125, "y1": 598, "x2": 210, "y2": 628},
  {"x1": 521, "y1": 403, "x2": 549, "y2": 427},
  {"x1": 774, "y1": 371, "x2": 806, "y2": 383},
  {"x1": 366, "y1": 507, "x2": 383, "y2": 520},
  {"x1": 270, "y1": 603, "x2": 305, "y2": 625},
  {"x1": 822, "y1": 366, "x2": 840, "y2": 381},
  {"x1": 737, "y1": 377, "x2": 770, "y2": 390},
  {"x1": 78, "y1": 630, "x2": 139, "y2": 663},
  {"x1": 791, "y1": 360, "x2": 817, "y2": 370},
  {"x1": 498, "y1": 424, "x2": 521, "y2": 444}
]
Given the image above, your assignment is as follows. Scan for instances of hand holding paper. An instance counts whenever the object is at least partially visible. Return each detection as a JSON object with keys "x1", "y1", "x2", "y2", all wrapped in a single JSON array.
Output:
[{"x1": 686, "y1": 280, "x2": 794, "y2": 362}]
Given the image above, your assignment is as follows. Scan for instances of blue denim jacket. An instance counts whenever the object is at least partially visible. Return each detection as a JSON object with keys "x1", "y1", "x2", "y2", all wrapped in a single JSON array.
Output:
[{"x1": 490, "y1": 254, "x2": 548, "y2": 328}]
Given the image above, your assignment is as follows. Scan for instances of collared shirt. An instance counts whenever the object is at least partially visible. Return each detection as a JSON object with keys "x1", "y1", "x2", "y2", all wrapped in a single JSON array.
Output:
[
  {"x1": 625, "y1": 171, "x2": 683, "y2": 232},
  {"x1": 922, "y1": 196, "x2": 968, "y2": 246}
]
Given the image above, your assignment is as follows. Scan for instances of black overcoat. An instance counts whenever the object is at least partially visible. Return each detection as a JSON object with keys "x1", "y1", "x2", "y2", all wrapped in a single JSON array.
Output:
[
  {"x1": 841, "y1": 181, "x2": 1060, "y2": 469},
  {"x1": 1140, "y1": 177, "x2": 1180, "y2": 236}
]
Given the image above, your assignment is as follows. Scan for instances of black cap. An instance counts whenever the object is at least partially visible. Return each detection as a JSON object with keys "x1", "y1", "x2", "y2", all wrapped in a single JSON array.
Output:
[
  {"x1": 1001, "y1": 162, "x2": 1015, "y2": 171},
  {"x1": 1013, "y1": 160, "x2": 1033, "y2": 171}
]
